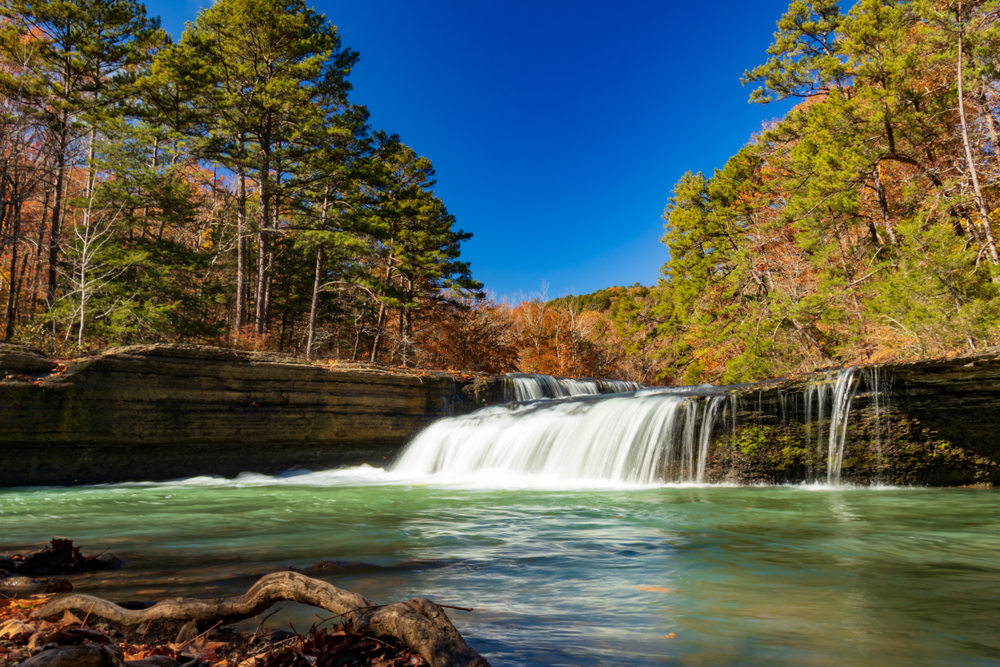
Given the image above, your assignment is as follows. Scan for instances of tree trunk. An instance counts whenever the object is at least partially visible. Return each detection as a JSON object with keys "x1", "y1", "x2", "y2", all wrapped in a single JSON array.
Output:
[
  {"x1": 873, "y1": 164, "x2": 898, "y2": 246},
  {"x1": 405, "y1": 282, "x2": 414, "y2": 366},
  {"x1": 306, "y1": 245, "x2": 323, "y2": 360},
  {"x1": 32, "y1": 572, "x2": 490, "y2": 667},
  {"x1": 14, "y1": 242, "x2": 29, "y2": 332},
  {"x1": 352, "y1": 313, "x2": 363, "y2": 361},
  {"x1": 369, "y1": 260, "x2": 395, "y2": 364},
  {"x1": 263, "y1": 249, "x2": 273, "y2": 328},
  {"x1": 306, "y1": 192, "x2": 330, "y2": 360},
  {"x1": 254, "y1": 121, "x2": 272, "y2": 335},
  {"x1": 47, "y1": 131, "x2": 68, "y2": 305},
  {"x1": 0, "y1": 169, "x2": 9, "y2": 247},
  {"x1": 4, "y1": 201, "x2": 22, "y2": 341},
  {"x1": 30, "y1": 188, "x2": 51, "y2": 320},
  {"x1": 234, "y1": 162, "x2": 248, "y2": 335},
  {"x1": 956, "y1": 4, "x2": 1000, "y2": 266},
  {"x1": 370, "y1": 301, "x2": 387, "y2": 364}
]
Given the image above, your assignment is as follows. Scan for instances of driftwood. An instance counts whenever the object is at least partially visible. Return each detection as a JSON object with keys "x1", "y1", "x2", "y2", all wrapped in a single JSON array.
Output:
[{"x1": 31, "y1": 571, "x2": 490, "y2": 667}]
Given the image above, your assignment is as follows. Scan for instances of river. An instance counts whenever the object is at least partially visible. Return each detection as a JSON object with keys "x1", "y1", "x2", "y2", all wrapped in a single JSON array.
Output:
[{"x1": 2, "y1": 470, "x2": 998, "y2": 666}]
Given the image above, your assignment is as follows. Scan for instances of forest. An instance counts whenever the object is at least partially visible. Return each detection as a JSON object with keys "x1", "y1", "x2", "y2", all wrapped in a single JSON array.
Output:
[
  {"x1": 1, "y1": 0, "x2": 999, "y2": 385},
  {"x1": 536, "y1": 0, "x2": 1000, "y2": 384},
  {"x1": 0, "y1": 0, "x2": 482, "y2": 366}
]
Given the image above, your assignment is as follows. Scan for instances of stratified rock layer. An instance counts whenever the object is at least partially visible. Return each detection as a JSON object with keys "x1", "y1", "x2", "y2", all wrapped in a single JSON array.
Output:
[
  {"x1": 0, "y1": 344, "x2": 503, "y2": 487},
  {"x1": 2, "y1": 344, "x2": 999, "y2": 487},
  {"x1": 706, "y1": 348, "x2": 1000, "y2": 486}
]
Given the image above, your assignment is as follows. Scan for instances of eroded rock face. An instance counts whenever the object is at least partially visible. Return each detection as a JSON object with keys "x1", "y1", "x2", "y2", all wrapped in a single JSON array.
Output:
[
  {"x1": 2, "y1": 344, "x2": 999, "y2": 487},
  {"x1": 0, "y1": 344, "x2": 504, "y2": 487},
  {"x1": 0, "y1": 343, "x2": 56, "y2": 376},
  {"x1": 703, "y1": 349, "x2": 1000, "y2": 487}
]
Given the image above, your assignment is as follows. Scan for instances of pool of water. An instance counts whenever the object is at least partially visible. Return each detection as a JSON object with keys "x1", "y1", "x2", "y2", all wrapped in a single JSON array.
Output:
[{"x1": 1, "y1": 469, "x2": 998, "y2": 666}]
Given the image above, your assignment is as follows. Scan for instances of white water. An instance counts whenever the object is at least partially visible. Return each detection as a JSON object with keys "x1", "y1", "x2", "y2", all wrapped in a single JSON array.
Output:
[
  {"x1": 396, "y1": 367, "x2": 874, "y2": 486},
  {"x1": 394, "y1": 392, "x2": 723, "y2": 484},
  {"x1": 827, "y1": 368, "x2": 861, "y2": 484},
  {"x1": 504, "y1": 373, "x2": 642, "y2": 401}
]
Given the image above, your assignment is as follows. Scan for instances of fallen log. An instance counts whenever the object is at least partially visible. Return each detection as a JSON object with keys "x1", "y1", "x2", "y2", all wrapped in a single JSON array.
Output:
[{"x1": 31, "y1": 571, "x2": 490, "y2": 667}]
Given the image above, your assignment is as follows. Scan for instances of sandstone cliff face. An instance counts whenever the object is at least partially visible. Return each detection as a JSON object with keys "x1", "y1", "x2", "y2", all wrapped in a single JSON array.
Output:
[
  {"x1": 0, "y1": 344, "x2": 503, "y2": 487},
  {"x1": 704, "y1": 349, "x2": 1000, "y2": 487},
  {"x1": 2, "y1": 344, "x2": 998, "y2": 487}
]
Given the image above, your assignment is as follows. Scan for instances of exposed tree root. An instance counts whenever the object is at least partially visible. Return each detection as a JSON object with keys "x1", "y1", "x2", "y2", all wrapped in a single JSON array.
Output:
[{"x1": 31, "y1": 571, "x2": 490, "y2": 667}]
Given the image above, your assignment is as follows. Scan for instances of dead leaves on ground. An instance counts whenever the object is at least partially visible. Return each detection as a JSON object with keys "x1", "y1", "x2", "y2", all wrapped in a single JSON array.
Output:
[
  {"x1": 1, "y1": 595, "x2": 426, "y2": 667},
  {"x1": 236, "y1": 625, "x2": 426, "y2": 667}
]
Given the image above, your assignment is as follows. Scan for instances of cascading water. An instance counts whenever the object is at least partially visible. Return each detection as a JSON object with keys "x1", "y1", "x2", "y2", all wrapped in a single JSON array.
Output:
[
  {"x1": 696, "y1": 395, "x2": 727, "y2": 483},
  {"x1": 798, "y1": 367, "x2": 863, "y2": 484},
  {"x1": 504, "y1": 373, "x2": 643, "y2": 402},
  {"x1": 598, "y1": 379, "x2": 646, "y2": 394},
  {"x1": 805, "y1": 380, "x2": 831, "y2": 479},
  {"x1": 396, "y1": 367, "x2": 881, "y2": 486},
  {"x1": 826, "y1": 367, "x2": 861, "y2": 484},
  {"x1": 393, "y1": 390, "x2": 723, "y2": 485},
  {"x1": 861, "y1": 365, "x2": 893, "y2": 482}
]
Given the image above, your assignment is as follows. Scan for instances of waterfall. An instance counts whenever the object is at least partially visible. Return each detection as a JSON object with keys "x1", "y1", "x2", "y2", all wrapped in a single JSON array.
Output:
[
  {"x1": 696, "y1": 395, "x2": 726, "y2": 483},
  {"x1": 393, "y1": 392, "x2": 722, "y2": 484},
  {"x1": 826, "y1": 368, "x2": 860, "y2": 484},
  {"x1": 861, "y1": 365, "x2": 892, "y2": 482},
  {"x1": 394, "y1": 367, "x2": 880, "y2": 486},
  {"x1": 504, "y1": 373, "x2": 643, "y2": 402},
  {"x1": 598, "y1": 379, "x2": 645, "y2": 394},
  {"x1": 804, "y1": 380, "x2": 831, "y2": 481}
]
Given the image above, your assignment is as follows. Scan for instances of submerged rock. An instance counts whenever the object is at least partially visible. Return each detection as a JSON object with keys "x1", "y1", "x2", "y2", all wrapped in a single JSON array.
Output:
[
  {"x1": 11, "y1": 539, "x2": 123, "y2": 576},
  {"x1": 0, "y1": 576, "x2": 42, "y2": 590}
]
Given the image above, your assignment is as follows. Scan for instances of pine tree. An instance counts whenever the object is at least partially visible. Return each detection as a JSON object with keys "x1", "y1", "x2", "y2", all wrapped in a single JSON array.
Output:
[{"x1": 0, "y1": 0, "x2": 160, "y2": 305}]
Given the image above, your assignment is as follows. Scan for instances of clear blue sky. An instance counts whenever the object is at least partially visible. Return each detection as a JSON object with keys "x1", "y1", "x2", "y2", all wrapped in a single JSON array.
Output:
[{"x1": 144, "y1": 0, "x2": 797, "y2": 301}]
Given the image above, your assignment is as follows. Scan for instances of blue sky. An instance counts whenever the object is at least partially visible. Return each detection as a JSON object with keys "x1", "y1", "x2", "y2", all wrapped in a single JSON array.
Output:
[{"x1": 144, "y1": 0, "x2": 797, "y2": 301}]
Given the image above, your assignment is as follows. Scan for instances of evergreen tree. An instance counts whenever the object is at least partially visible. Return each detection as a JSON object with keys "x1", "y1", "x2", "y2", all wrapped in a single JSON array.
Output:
[{"x1": 0, "y1": 0, "x2": 160, "y2": 304}]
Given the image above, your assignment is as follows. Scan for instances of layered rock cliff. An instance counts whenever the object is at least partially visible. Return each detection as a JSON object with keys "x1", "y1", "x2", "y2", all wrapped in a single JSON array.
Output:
[
  {"x1": 705, "y1": 349, "x2": 1000, "y2": 486},
  {"x1": 2, "y1": 343, "x2": 998, "y2": 487},
  {"x1": 0, "y1": 344, "x2": 503, "y2": 487}
]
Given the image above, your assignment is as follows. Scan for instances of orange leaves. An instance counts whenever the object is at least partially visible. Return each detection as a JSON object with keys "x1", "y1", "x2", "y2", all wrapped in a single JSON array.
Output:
[
  {"x1": 0, "y1": 590, "x2": 427, "y2": 667},
  {"x1": 170, "y1": 635, "x2": 227, "y2": 663}
]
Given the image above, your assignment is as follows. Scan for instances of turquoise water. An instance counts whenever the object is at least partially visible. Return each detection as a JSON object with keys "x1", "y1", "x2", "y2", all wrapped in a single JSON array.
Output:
[{"x1": 1, "y1": 470, "x2": 999, "y2": 666}]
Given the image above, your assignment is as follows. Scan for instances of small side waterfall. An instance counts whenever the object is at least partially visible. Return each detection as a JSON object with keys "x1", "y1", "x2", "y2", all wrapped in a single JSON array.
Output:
[
  {"x1": 804, "y1": 380, "x2": 831, "y2": 478},
  {"x1": 696, "y1": 395, "x2": 726, "y2": 483},
  {"x1": 826, "y1": 368, "x2": 860, "y2": 484},
  {"x1": 861, "y1": 365, "x2": 893, "y2": 482},
  {"x1": 598, "y1": 379, "x2": 646, "y2": 394},
  {"x1": 504, "y1": 373, "x2": 643, "y2": 402}
]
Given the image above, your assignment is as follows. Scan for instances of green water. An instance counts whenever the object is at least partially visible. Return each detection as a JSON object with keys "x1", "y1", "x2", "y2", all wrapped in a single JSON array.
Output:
[{"x1": 1, "y1": 473, "x2": 998, "y2": 666}]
